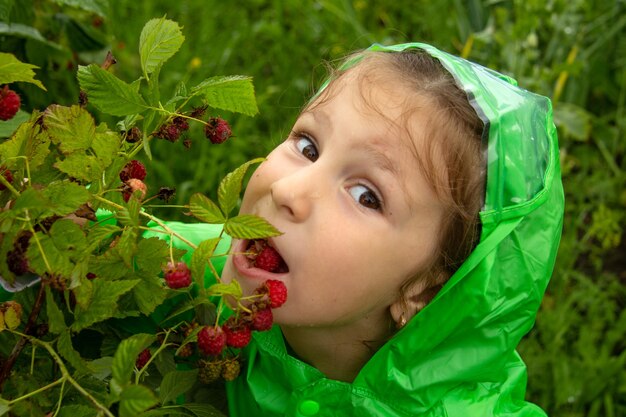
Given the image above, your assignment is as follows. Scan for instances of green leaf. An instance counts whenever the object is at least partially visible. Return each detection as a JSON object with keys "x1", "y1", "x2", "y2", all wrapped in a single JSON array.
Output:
[
  {"x1": 190, "y1": 238, "x2": 221, "y2": 289},
  {"x1": 0, "y1": 397, "x2": 11, "y2": 416},
  {"x1": 0, "y1": 109, "x2": 29, "y2": 138},
  {"x1": 26, "y1": 231, "x2": 74, "y2": 277},
  {"x1": 159, "y1": 369, "x2": 198, "y2": 404},
  {"x1": 72, "y1": 279, "x2": 140, "y2": 331},
  {"x1": 58, "y1": 330, "x2": 91, "y2": 374},
  {"x1": 218, "y1": 158, "x2": 264, "y2": 217},
  {"x1": 0, "y1": 0, "x2": 14, "y2": 22},
  {"x1": 54, "y1": 153, "x2": 106, "y2": 183},
  {"x1": 42, "y1": 181, "x2": 91, "y2": 217},
  {"x1": 0, "y1": 115, "x2": 50, "y2": 171},
  {"x1": 91, "y1": 131, "x2": 121, "y2": 169},
  {"x1": 224, "y1": 214, "x2": 282, "y2": 239},
  {"x1": 139, "y1": 17, "x2": 185, "y2": 77},
  {"x1": 77, "y1": 64, "x2": 148, "y2": 116},
  {"x1": 135, "y1": 237, "x2": 170, "y2": 275},
  {"x1": 57, "y1": 404, "x2": 97, "y2": 417},
  {"x1": 553, "y1": 102, "x2": 592, "y2": 142},
  {"x1": 133, "y1": 274, "x2": 167, "y2": 316},
  {"x1": 163, "y1": 297, "x2": 214, "y2": 323},
  {"x1": 191, "y1": 75, "x2": 258, "y2": 116},
  {"x1": 207, "y1": 280, "x2": 242, "y2": 298},
  {"x1": 111, "y1": 333, "x2": 156, "y2": 386},
  {"x1": 50, "y1": 0, "x2": 108, "y2": 17},
  {"x1": 181, "y1": 403, "x2": 227, "y2": 417},
  {"x1": 72, "y1": 275, "x2": 93, "y2": 309},
  {"x1": 119, "y1": 384, "x2": 159, "y2": 417},
  {"x1": 0, "y1": 52, "x2": 46, "y2": 90},
  {"x1": 189, "y1": 193, "x2": 225, "y2": 224},
  {"x1": 44, "y1": 105, "x2": 95, "y2": 153},
  {"x1": 0, "y1": 22, "x2": 62, "y2": 49},
  {"x1": 45, "y1": 286, "x2": 67, "y2": 334}
]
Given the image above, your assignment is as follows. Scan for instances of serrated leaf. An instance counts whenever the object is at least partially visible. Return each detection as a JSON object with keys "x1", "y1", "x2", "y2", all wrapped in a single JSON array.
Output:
[
  {"x1": 26, "y1": 231, "x2": 74, "y2": 277},
  {"x1": 72, "y1": 275, "x2": 93, "y2": 309},
  {"x1": 111, "y1": 333, "x2": 156, "y2": 386},
  {"x1": 119, "y1": 384, "x2": 159, "y2": 417},
  {"x1": 86, "y1": 224, "x2": 120, "y2": 246},
  {"x1": 135, "y1": 237, "x2": 170, "y2": 275},
  {"x1": 224, "y1": 214, "x2": 282, "y2": 239},
  {"x1": 189, "y1": 193, "x2": 225, "y2": 224},
  {"x1": 207, "y1": 280, "x2": 242, "y2": 298},
  {"x1": 218, "y1": 158, "x2": 264, "y2": 216},
  {"x1": 163, "y1": 297, "x2": 214, "y2": 323},
  {"x1": 139, "y1": 18, "x2": 184, "y2": 77},
  {"x1": 0, "y1": 52, "x2": 46, "y2": 89},
  {"x1": 54, "y1": 153, "x2": 106, "y2": 183},
  {"x1": 48, "y1": 219, "x2": 88, "y2": 260},
  {"x1": 181, "y1": 403, "x2": 226, "y2": 417},
  {"x1": 133, "y1": 274, "x2": 167, "y2": 316},
  {"x1": 42, "y1": 181, "x2": 91, "y2": 217},
  {"x1": 72, "y1": 279, "x2": 140, "y2": 331},
  {"x1": 159, "y1": 369, "x2": 198, "y2": 404},
  {"x1": 91, "y1": 130, "x2": 121, "y2": 168},
  {"x1": 58, "y1": 330, "x2": 91, "y2": 374},
  {"x1": 0, "y1": 116, "x2": 50, "y2": 171},
  {"x1": 190, "y1": 238, "x2": 220, "y2": 289},
  {"x1": 77, "y1": 64, "x2": 148, "y2": 116},
  {"x1": 57, "y1": 404, "x2": 97, "y2": 417},
  {"x1": 45, "y1": 286, "x2": 66, "y2": 334},
  {"x1": 44, "y1": 105, "x2": 95, "y2": 153},
  {"x1": 191, "y1": 75, "x2": 258, "y2": 116}
]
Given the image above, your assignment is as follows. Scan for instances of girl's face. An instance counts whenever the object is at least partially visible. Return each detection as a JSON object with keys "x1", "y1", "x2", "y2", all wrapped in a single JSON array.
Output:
[{"x1": 222, "y1": 69, "x2": 445, "y2": 337}]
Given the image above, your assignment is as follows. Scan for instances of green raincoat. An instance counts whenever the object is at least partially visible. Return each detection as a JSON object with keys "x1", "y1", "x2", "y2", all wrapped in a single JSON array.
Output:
[{"x1": 221, "y1": 43, "x2": 564, "y2": 416}]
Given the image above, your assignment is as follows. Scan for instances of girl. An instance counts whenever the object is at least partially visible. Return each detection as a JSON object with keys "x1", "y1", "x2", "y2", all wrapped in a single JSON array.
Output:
[{"x1": 217, "y1": 43, "x2": 564, "y2": 416}]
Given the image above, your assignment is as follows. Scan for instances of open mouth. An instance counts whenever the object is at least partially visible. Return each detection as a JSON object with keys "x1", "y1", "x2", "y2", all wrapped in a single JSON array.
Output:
[{"x1": 243, "y1": 239, "x2": 289, "y2": 273}]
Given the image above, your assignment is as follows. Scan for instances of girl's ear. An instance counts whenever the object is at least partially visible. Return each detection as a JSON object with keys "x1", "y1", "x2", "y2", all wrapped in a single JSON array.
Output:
[{"x1": 390, "y1": 276, "x2": 445, "y2": 327}]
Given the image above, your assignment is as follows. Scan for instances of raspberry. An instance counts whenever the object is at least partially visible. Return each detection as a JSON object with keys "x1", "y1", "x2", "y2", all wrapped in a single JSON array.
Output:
[
  {"x1": 135, "y1": 348, "x2": 151, "y2": 369},
  {"x1": 173, "y1": 116, "x2": 189, "y2": 131},
  {"x1": 198, "y1": 359, "x2": 222, "y2": 384},
  {"x1": 204, "y1": 117, "x2": 232, "y2": 144},
  {"x1": 222, "y1": 318, "x2": 252, "y2": 349},
  {"x1": 221, "y1": 357, "x2": 241, "y2": 381},
  {"x1": 0, "y1": 86, "x2": 21, "y2": 121},
  {"x1": 155, "y1": 123, "x2": 181, "y2": 142},
  {"x1": 163, "y1": 261, "x2": 192, "y2": 289},
  {"x1": 250, "y1": 307, "x2": 273, "y2": 331},
  {"x1": 122, "y1": 178, "x2": 147, "y2": 202},
  {"x1": 6, "y1": 249, "x2": 29, "y2": 275},
  {"x1": 176, "y1": 343, "x2": 194, "y2": 358},
  {"x1": 119, "y1": 160, "x2": 147, "y2": 182},
  {"x1": 197, "y1": 326, "x2": 226, "y2": 356},
  {"x1": 257, "y1": 279, "x2": 288, "y2": 309},
  {"x1": 0, "y1": 167, "x2": 13, "y2": 191},
  {"x1": 254, "y1": 246, "x2": 281, "y2": 272}
]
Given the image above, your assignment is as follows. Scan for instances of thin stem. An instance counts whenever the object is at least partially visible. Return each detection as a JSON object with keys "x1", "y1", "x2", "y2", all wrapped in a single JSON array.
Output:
[
  {"x1": 6, "y1": 377, "x2": 65, "y2": 405},
  {"x1": 0, "y1": 169, "x2": 20, "y2": 197},
  {"x1": 17, "y1": 332, "x2": 116, "y2": 417},
  {"x1": 0, "y1": 282, "x2": 46, "y2": 390},
  {"x1": 26, "y1": 213, "x2": 52, "y2": 273},
  {"x1": 52, "y1": 378, "x2": 66, "y2": 417}
]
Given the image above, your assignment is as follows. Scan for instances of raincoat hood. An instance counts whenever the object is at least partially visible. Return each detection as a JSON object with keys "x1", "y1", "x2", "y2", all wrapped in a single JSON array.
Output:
[{"x1": 226, "y1": 43, "x2": 564, "y2": 416}]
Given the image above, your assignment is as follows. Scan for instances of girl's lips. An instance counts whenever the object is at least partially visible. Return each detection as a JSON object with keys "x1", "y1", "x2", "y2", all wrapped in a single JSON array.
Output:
[{"x1": 231, "y1": 238, "x2": 289, "y2": 280}]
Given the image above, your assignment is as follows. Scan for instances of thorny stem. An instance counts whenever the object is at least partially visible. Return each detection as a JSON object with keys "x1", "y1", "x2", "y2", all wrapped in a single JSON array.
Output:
[
  {"x1": 135, "y1": 329, "x2": 175, "y2": 384},
  {"x1": 0, "y1": 282, "x2": 46, "y2": 390},
  {"x1": 4, "y1": 377, "x2": 64, "y2": 406},
  {"x1": 11, "y1": 330, "x2": 116, "y2": 417}
]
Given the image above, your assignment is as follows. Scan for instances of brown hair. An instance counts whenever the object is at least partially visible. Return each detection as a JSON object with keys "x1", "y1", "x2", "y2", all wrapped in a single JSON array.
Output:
[{"x1": 311, "y1": 49, "x2": 485, "y2": 313}]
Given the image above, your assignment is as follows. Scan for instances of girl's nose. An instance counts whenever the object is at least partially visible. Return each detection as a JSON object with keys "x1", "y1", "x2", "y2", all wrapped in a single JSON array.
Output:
[{"x1": 270, "y1": 174, "x2": 315, "y2": 222}]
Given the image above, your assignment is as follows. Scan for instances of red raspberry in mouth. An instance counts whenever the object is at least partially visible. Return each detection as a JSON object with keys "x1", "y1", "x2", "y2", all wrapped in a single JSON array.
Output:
[{"x1": 245, "y1": 239, "x2": 288, "y2": 273}]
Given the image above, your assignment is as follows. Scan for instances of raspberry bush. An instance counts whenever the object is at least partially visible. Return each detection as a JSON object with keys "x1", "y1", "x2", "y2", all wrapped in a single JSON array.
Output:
[{"x1": 0, "y1": 18, "x2": 285, "y2": 417}]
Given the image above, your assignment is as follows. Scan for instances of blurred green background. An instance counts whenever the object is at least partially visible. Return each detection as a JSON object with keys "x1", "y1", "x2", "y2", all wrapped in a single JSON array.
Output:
[{"x1": 1, "y1": 0, "x2": 625, "y2": 416}]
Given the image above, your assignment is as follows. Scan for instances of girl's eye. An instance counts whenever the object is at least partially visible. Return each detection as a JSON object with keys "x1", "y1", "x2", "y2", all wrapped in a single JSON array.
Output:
[
  {"x1": 295, "y1": 136, "x2": 319, "y2": 162},
  {"x1": 349, "y1": 185, "x2": 382, "y2": 211}
]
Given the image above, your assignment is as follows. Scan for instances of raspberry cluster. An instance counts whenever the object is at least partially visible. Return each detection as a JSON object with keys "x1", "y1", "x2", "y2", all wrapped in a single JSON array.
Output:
[
  {"x1": 153, "y1": 108, "x2": 232, "y2": 148},
  {"x1": 192, "y1": 279, "x2": 287, "y2": 383},
  {"x1": 162, "y1": 261, "x2": 192, "y2": 289},
  {"x1": 120, "y1": 159, "x2": 148, "y2": 202}
]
